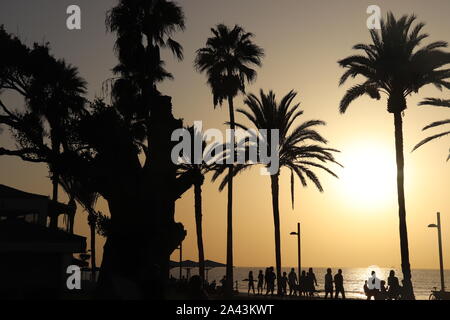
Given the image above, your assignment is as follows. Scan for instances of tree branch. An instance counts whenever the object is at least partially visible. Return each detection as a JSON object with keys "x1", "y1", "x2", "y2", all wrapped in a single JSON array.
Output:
[
  {"x1": 0, "y1": 99, "x2": 19, "y2": 120},
  {"x1": 0, "y1": 147, "x2": 47, "y2": 163},
  {"x1": 2, "y1": 78, "x2": 28, "y2": 97},
  {"x1": 0, "y1": 115, "x2": 19, "y2": 128}
]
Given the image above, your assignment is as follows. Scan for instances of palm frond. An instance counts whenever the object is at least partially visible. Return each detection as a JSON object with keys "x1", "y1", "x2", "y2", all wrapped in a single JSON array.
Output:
[
  {"x1": 423, "y1": 119, "x2": 450, "y2": 130},
  {"x1": 412, "y1": 130, "x2": 450, "y2": 151},
  {"x1": 339, "y1": 83, "x2": 380, "y2": 113},
  {"x1": 419, "y1": 98, "x2": 450, "y2": 108}
]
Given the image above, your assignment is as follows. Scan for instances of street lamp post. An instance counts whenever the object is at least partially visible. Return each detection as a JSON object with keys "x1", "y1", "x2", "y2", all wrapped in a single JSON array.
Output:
[
  {"x1": 428, "y1": 212, "x2": 445, "y2": 292},
  {"x1": 179, "y1": 241, "x2": 183, "y2": 280},
  {"x1": 290, "y1": 222, "x2": 301, "y2": 278}
]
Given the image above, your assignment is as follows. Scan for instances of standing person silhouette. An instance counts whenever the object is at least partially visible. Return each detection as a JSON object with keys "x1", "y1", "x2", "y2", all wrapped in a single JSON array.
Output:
[
  {"x1": 387, "y1": 270, "x2": 400, "y2": 300},
  {"x1": 264, "y1": 267, "x2": 270, "y2": 294},
  {"x1": 257, "y1": 270, "x2": 264, "y2": 295},
  {"x1": 267, "y1": 267, "x2": 276, "y2": 296},
  {"x1": 366, "y1": 270, "x2": 380, "y2": 300},
  {"x1": 307, "y1": 268, "x2": 318, "y2": 296},
  {"x1": 248, "y1": 271, "x2": 255, "y2": 295},
  {"x1": 324, "y1": 268, "x2": 334, "y2": 299},
  {"x1": 219, "y1": 275, "x2": 227, "y2": 294},
  {"x1": 288, "y1": 268, "x2": 298, "y2": 296},
  {"x1": 299, "y1": 270, "x2": 307, "y2": 296},
  {"x1": 363, "y1": 280, "x2": 370, "y2": 299},
  {"x1": 376, "y1": 280, "x2": 388, "y2": 300},
  {"x1": 280, "y1": 272, "x2": 288, "y2": 296},
  {"x1": 334, "y1": 269, "x2": 346, "y2": 299}
]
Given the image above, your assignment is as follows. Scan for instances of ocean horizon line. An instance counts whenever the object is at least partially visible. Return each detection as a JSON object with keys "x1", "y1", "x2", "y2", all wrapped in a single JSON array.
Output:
[{"x1": 219, "y1": 266, "x2": 450, "y2": 271}]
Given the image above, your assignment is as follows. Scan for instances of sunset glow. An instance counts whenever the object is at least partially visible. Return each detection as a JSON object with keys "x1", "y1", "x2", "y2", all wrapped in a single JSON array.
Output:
[{"x1": 340, "y1": 142, "x2": 397, "y2": 210}]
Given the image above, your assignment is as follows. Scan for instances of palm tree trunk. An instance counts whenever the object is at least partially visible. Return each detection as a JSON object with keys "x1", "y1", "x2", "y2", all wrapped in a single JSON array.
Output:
[
  {"x1": 88, "y1": 212, "x2": 97, "y2": 282},
  {"x1": 225, "y1": 95, "x2": 235, "y2": 296},
  {"x1": 49, "y1": 134, "x2": 60, "y2": 229},
  {"x1": 393, "y1": 112, "x2": 415, "y2": 299},
  {"x1": 49, "y1": 167, "x2": 59, "y2": 229},
  {"x1": 68, "y1": 198, "x2": 76, "y2": 234},
  {"x1": 270, "y1": 173, "x2": 282, "y2": 295},
  {"x1": 194, "y1": 181, "x2": 205, "y2": 285}
]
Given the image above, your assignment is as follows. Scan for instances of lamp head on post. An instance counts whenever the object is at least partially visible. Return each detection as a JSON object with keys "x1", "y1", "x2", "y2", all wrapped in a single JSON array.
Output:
[{"x1": 427, "y1": 212, "x2": 445, "y2": 292}]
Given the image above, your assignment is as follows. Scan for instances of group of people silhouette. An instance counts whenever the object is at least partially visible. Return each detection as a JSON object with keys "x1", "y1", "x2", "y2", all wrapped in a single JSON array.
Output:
[
  {"x1": 324, "y1": 268, "x2": 346, "y2": 299},
  {"x1": 171, "y1": 268, "x2": 403, "y2": 300},
  {"x1": 364, "y1": 270, "x2": 403, "y2": 300},
  {"x1": 247, "y1": 267, "x2": 341, "y2": 298}
]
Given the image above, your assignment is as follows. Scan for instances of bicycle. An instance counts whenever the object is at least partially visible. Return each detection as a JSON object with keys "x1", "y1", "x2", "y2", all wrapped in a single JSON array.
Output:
[{"x1": 429, "y1": 287, "x2": 450, "y2": 300}]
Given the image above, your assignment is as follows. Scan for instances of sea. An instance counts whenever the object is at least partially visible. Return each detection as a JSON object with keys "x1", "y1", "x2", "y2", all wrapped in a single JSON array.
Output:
[{"x1": 171, "y1": 266, "x2": 450, "y2": 300}]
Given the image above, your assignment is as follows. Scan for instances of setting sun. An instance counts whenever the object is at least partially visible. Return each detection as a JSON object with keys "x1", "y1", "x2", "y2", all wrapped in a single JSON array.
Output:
[{"x1": 340, "y1": 142, "x2": 397, "y2": 210}]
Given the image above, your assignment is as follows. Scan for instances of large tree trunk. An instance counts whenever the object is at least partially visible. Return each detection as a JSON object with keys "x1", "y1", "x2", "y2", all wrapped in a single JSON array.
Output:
[
  {"x1": 270, "y1": 173, "x2": 282, "y2": 295},
  {"x1": 194, "y1": 180, "x2": 205, "y2": 285},
  {"x1": 95, "y1": 95, "x2": 197, "y2": 300},
  {"x1": 225, "y1": 95, "x2": 235, "y2": 296},
  {"x1": 393, "y1": 112, "x2": 415, "y2": 300}
]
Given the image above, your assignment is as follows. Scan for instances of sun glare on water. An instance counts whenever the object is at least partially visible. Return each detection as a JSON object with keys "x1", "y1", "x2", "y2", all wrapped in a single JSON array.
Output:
[{"x1": 340, "y1": 142, "x2": 397, "y2": 210}]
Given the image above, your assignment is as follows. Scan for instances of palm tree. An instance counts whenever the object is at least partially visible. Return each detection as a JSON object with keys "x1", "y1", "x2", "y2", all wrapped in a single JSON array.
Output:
[
  {"x1": 413, "y1": 98, "x2": 450, "y2": 160},
  {"x1": 106, "y1": 0, "x2": 184, "y2": 79},
  {"x1": 106, "y1": 0, "x2": 184, "y2": 103},
  {"x1": 195, "y1": 24, "x2": 264, "y2": 294},
  {"x1": 215, "y1": 90, "x2": 340, "y2": 295},
  {"x1": 177, "y1": 126, "x2": 211, "y2": 284},
  {"x1": 106, "y1": 0, "x2": 185, "y2": 152},
  {"x1": 60, "y1": 176, "x2": 99, "y2": 281},
  {"x1": 338, "y1": 12, "x2": 450, "y2": 299},
  {"x1": 27, "y1": 55, "x2": 86, "y2": 229}
]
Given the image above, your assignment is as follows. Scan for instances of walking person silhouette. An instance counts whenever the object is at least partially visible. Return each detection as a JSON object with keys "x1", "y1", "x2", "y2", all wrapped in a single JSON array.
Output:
[
  {"x1": 307, "y1": 268, "x2": 318, "y2": 297},
  {"x1": 334, "y1": 269, "x2": 346, "y2": 299},
  {"x1": 248, "y1": 271, "x2": 255, "y2": 295},
  {"x1": 257, "y1": 270, "x2": 264, "y2": 295},
  {"x1": 288, "y1": 268, "x2": 298, "y2": 296},
  {"x1": 324, "y1": 268, "x2": 334, "y2": 299}
]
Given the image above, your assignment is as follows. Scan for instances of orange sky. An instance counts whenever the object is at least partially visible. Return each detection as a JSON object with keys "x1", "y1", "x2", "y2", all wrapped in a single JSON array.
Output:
[{"x1": 0, "y1": 0, "x2": 449, "y2": 270}]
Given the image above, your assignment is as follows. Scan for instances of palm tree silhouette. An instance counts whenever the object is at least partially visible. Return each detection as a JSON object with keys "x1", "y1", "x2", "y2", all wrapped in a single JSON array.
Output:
[
  {"x1": 338, "y1": 12, "x2": 450, "y2": 299},
  {"x1": 413, "y1": 98, "x2": 450, "y2": 161},
  {"x1": 215, "y1": 89, "x2": 340, "y2": 295},
  {"x1": 177, "y1": 126, "x2": 211, "y2": 284},
  {"x1": 195, "y1": 24, "x2": 264, "y2": 294},
  {"x1": 22, "y1": 47, "x2": 86, "y2": 229},
  {"x1": 106, "y1": 0, "x2": 185, "y2": 128},
  {"x1": 60, "y1": 176, "x2": 99, "y2": 282},
  {"x1": 106, "y1": 0, "x2": 184, "y2": 84}
]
